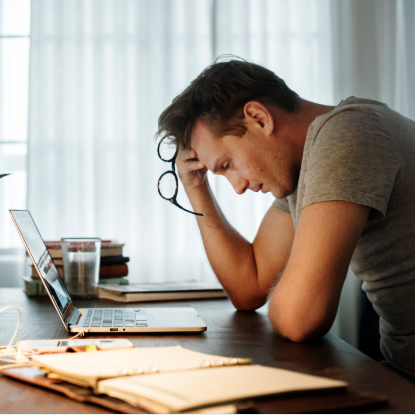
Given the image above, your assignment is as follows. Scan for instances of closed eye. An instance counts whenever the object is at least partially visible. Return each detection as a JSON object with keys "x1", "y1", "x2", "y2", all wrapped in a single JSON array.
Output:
[
  {"x1": 213, "y1": 158, "x2": 232, "y2": 174},
  {"x1": 222, "y1": 160, "x2": 231, "y2": 170}
]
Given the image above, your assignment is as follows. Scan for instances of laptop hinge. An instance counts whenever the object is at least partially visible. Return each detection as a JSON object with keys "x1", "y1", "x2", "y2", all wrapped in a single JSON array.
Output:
[{"x1": 67, "y1": 308, "x2": 81, "y2": 327}]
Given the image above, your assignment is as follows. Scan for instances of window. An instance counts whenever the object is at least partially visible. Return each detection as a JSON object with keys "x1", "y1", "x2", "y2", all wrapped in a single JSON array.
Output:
[{"x1": 0, "y1": 0, "x2": 31, "y2": 286}]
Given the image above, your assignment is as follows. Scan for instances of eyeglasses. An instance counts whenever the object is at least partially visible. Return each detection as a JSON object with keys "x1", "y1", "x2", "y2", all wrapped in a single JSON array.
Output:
[{"x1": 157, "y1": 137, "x2": 204, "y2": 216}]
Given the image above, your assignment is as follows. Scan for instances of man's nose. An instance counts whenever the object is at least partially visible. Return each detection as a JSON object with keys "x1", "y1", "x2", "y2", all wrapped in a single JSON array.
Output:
[{"x1": 228, "y1": 174, "x2": 249, "y2": 195}]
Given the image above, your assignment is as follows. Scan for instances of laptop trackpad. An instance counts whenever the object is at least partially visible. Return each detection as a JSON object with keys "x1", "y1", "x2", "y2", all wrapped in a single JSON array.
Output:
[
  {"x1": 150, "y1": 312, "x2": 196, "y2": 321},
  {"x1": 148, "y1": 310, "x2": 203, "y2": 327}
]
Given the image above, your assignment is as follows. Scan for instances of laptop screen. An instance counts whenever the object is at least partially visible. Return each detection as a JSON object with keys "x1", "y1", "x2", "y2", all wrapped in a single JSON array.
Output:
[{"x1": 10, "y1": 210, "x2": 73, "y2": 319}]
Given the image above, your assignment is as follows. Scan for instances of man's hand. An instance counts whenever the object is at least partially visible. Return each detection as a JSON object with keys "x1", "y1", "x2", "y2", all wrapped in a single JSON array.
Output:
[{"x1": 176, "y1": 148, "x2": 208, "y2": 190}]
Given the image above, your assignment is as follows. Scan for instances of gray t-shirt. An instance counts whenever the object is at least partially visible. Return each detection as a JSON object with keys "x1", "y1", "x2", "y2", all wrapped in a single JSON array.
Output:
[{"x1": 273, "y1": 96, "x2": 415, "y2": 376}]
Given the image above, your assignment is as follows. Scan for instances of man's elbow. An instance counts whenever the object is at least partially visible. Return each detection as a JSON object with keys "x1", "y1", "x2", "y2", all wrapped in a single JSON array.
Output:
[
  {"x1": 277, "y1": 324, "x2": 327, "y2": 343},
  {"x1": 228, "y1": 291, "x2": 267, "y2": 311},
  {"x1": 268, "y1": 307, "x2": 331, "y2": 342}
]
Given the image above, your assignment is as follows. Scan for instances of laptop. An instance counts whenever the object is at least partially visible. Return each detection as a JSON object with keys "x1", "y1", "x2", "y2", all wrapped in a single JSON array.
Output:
[{"x1": 10, "y1": 210, "x2": 207, "y2": 334}]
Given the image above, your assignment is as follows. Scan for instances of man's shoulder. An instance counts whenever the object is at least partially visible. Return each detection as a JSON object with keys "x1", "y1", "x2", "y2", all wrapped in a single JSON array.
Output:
[
  {"x1": 326, "y1": 96, "x2": 391, "y2": 118},
  {"x1": 309, "y1": 96, "x2": 388, "y2": 145},
  {"x1": 298, "y1": 97, "x2": 406, "y2": 222}
]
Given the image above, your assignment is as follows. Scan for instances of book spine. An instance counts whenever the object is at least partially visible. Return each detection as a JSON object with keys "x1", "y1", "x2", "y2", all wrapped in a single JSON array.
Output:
[
  {"x1": 23, "y1": 277, "x2": 48, "y2": 296},
  {"x1": 40, "y1": 264, "x2": 129, "y2": 280},
  {"x1": 99, "y1": 264, "x2": 129, "y2": 279},
  {"x1": 44, "y1": 248, "x2": 124, "y2": 259},
  {"x1": 100, "y1": 256, "x2": 130, "y2": 266},
  {"x1": 98, "y1": 277, "x2": 129, "y2": 285}
]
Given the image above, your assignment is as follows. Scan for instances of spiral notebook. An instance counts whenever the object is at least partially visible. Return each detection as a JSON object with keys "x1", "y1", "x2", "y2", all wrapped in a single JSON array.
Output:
[{"x1": 31, "y1": 345, "x2": 347, "y2": 413}]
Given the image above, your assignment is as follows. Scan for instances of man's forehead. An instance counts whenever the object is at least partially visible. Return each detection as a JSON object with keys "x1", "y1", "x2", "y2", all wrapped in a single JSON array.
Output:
[
  {"x1": 190, "y1": 120, "x2": 226, "y2": 164},
  {"x1": 190, "y1": 119, "x2": 215, "y2": 147}
]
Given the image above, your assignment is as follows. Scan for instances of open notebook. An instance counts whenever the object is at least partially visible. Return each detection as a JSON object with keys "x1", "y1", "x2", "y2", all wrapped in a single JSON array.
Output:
[{"x1": 32, "y1": 345, "x2": 347, "y2": 413}]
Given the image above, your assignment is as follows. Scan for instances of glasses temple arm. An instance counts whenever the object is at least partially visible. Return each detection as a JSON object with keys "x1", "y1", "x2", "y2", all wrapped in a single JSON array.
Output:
[{"x1": 172, "y1": 200, "x2": 204, "y2": 216}]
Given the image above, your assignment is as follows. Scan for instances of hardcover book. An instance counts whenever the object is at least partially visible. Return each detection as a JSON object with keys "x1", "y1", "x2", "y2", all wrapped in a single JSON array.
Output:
[{"x1": 98, "y1": 281, "x2": 228, "y2": 302}]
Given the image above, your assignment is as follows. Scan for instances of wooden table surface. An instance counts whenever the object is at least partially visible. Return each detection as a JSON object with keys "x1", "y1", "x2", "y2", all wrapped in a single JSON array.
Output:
[{"x1": 0, "y1": 288, "x2": 415, "y2": 413}]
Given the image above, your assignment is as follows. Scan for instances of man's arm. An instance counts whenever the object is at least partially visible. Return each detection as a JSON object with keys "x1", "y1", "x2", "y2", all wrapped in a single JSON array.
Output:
[
  {"x1": 177, "y1": 149, "x2": 295, "y2": 310},
  {"x1": 189, "y1": 182, "x2": 295, "y2": 310},
  {"x1": 268, "y1": 200, "x2": 370, "y2": 342}
]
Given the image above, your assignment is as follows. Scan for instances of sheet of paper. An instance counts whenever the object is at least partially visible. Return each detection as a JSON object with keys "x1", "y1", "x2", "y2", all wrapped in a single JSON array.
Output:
[{"x1": 32, "y1": 345, "x2": 249, "y2": 387}]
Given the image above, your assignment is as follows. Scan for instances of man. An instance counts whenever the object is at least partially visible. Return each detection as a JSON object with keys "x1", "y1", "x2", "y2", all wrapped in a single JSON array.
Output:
[{"x1": 156, "y1": 59, "x2": 415, "y2": 379}]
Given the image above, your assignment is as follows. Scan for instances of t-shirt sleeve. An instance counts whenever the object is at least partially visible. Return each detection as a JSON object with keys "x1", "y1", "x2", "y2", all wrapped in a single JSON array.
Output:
[
  {"x1": 272, "y1": 198, "x2": 291, "y2": 214},
  {"x1": 303, "y1": 108, "x2": 402, "y2": 220}
]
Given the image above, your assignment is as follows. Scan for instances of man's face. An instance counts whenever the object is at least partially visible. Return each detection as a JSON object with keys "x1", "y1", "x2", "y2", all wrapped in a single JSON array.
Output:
[{"x1": 191, "y1": 119, "x2": 299, "y2": 199}]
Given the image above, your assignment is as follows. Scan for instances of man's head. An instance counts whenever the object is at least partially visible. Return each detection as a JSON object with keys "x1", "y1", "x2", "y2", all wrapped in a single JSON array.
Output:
[{"x1": 156, "y1": 57, "x2": 302, "y2": 198}]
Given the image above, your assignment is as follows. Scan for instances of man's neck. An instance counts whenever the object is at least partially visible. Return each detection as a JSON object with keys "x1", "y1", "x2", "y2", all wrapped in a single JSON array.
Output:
[
  {"x1": 289, "y1": 98, "x2": 336, "y2": 161},
  {"x1": 268, "y1": 98, "x2": 336, "y2": 177}
]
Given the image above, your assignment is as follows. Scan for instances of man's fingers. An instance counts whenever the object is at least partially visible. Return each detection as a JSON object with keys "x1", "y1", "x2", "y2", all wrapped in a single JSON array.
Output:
[
  {"x1": 178, "y1": 148, "x2": 198, "y2": 161},
  {"x1": 183, "y1": 159, "x2": 205, "y2": 171},
  {"x1": 175, "y1": 147, "x2": 207, "y2": 188},
  {"x1": 188, "y1": 148, "x2": 197, "y2": 159}
]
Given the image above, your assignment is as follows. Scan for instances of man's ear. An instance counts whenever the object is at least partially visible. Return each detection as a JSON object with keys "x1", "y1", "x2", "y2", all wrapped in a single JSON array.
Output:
[{"x1": 243, "y1": 101, "x2": 274, "y2": 137}]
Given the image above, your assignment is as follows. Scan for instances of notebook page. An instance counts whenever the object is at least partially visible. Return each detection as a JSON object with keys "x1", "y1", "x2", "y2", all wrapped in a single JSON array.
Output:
[
  {"x1": 31, "y1": 345, "x2": 250, "y2": 387},
  {"x1": 97, "y1": 365, "x2": 348, "y2": 413}
]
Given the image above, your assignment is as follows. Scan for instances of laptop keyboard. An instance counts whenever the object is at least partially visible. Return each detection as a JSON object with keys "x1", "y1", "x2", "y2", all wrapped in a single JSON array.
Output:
[{"x1": 83, "y1": 309, "x2": 148, "y2": 328}]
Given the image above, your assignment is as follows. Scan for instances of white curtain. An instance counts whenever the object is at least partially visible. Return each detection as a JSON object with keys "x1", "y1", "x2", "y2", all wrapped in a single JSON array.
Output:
[
  {"x1": 28, "y1": 0, "x2": 214, "y2": 282},
  {"x1": 331, "y1": 0, "x2": 415, "y2": 120},
  {"x1": 28, "y1": 0, "x2": 334, "y2": 284}
]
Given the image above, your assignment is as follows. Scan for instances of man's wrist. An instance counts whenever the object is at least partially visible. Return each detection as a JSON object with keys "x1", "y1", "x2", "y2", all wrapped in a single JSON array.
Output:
[
  {"x1": 183, "y1": 180, "x2": 218, "y2": 215},
  {"x1": 183, "y1": 180, "x2": 210, "y2": 197}
]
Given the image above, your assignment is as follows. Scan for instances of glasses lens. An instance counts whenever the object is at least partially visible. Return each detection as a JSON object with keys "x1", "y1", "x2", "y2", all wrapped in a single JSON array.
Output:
[
  {"x1": 159, "y1": 172, "x2": 177, "y2": 199},
  {"x1": 158, "y1": 139, "x2": 177, "y2": 161}
]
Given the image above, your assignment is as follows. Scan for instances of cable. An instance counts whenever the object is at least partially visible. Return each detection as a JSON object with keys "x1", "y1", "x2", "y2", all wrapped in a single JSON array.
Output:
[
  {"x1": 0, "y1": 306, "x2": 21, "y2": 350},
  {"x1": 66, "y1": 330, "x2": 85, "y2": 341},
  {"x1": 0, "y1": 305, "x2": 85, "y2": 369},
  {"x1": 0, "y1": 306, "x2": 26, "y2": 367}
]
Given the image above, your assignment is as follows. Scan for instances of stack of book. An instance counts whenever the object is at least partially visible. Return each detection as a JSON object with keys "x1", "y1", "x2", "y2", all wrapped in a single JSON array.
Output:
[{"x1": 23, "y1": 240, "x2": 129, "y2": 296}]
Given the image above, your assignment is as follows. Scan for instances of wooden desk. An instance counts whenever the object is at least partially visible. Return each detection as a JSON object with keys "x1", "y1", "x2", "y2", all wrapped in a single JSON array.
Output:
[{"x1": 0, "y1": 288, "x2": 414, "y2": 413}]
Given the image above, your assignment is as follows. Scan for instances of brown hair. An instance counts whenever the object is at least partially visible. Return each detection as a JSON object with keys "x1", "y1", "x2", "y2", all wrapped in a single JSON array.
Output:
[{"x1": 156, "y1": 56, "x2": 299, "y2": 150}]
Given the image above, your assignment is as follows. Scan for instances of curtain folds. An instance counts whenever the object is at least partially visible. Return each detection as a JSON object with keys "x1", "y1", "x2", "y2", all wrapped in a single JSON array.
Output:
[
  {"x1": 331, "y1": 0, "x2": 415, "y2": 119},
  {"x1": 28, "y1": 0, "x2": 214, "y2": 282}
]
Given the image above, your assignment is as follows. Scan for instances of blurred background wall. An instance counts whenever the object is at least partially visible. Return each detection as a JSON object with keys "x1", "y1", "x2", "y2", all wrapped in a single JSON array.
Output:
[{"x1": 0, "y1": 0, "x2": 414, "y2": 353}]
